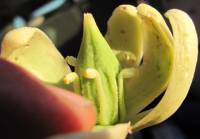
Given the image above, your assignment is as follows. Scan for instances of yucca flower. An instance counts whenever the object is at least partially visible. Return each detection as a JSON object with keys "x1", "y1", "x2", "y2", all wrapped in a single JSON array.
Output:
[{"x1": 0, "y1": 3, "x2": 198, "y2": 139}]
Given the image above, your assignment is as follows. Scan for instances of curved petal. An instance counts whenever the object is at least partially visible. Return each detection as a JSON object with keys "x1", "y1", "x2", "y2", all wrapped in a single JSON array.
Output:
[
  {"x1": 132, "y1": 8, "x2": 198, "y2": 132},
  {"x1": 0, "y1": 27, "x2": 71, "y2": 88},
  {"x1": 0, "y1": 58, "x2": 96, "y2": 138},
  {"x1": 106, "y1": 4, "x2": 174, "y2": 122},
  {"x1": 125, "y1": 3, "x2": 174, "y2": 121}
]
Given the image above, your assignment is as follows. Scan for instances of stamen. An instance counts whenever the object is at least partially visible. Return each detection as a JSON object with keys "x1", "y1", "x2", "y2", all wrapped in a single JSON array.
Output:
[
  {"x1": 83, "y1": 68, "x2": 97, "y2": 79},
  {"x1": 113, "y1": 49, "x2": 137, "y2": 67},
  {"x1": 118, "y1": 68, "x2": 136, "y2": 122},
  {"x1": 66, "y1": 56, "x2": 77, "y2": 67},
  {"x1": 126, "y1": 55, "x2": 130, "y2": 61},
  {"x1": 64, "y1": 72, "x2": 78, "y2": 84},
  {"x1": 127, "y1": 121, "x2": 133, "y2": 134},
  {"x1": 120, "y1": 67, "x2": 136, "y2": 78},
  {"x1": 64, "y1": 72, "x2": 81, "y2": 94}
]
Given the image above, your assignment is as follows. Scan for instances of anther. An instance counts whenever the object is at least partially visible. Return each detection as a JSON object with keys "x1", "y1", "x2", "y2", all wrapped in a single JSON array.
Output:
[
  {"x1": 83, "y1": 68, "x2": 97, "y2": 79},
  {"x1": 64, "y1": 72, "x2": 78, "y2": 84},
  {"x1": 66, "y1": 56, "x2": 77, "y2": 67}
]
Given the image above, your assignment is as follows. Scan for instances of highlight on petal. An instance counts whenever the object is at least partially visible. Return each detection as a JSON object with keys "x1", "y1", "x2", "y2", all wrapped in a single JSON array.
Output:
[
  {"x1": 0, "y1": 58, "x2": 96, "y2": 139},
  {"x1": 132, "y1": 7, "x2": 198, "y2": 132},
  {"x1": 48, "y1": 123, "x2": 131, "y2": 139},
  {"x1": 0, "y1": 27, "x2": 71, "y2": 88}
]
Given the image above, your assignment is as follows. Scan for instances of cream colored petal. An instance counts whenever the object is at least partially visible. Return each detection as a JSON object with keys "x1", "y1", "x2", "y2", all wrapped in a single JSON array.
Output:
[
  {"x1": 125, "y1": 3, "x2": 174, "y2": 121},
  {"x1": 0, "y1": 27, "x2": 71, "y2": 88},
  {"x1": 132, "y1": 8, "x2": 198, "y2": 132}
]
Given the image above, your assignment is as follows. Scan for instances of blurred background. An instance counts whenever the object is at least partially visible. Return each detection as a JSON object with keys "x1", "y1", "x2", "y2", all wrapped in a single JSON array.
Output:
[{"x1": 0, "y1": 0, "x2": 199, "y2": 139}]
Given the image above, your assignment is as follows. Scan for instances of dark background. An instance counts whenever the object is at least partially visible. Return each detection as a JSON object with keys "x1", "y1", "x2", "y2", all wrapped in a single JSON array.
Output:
[{"x1": 0, "y1": 0, "x2": 199, "y2": 139}]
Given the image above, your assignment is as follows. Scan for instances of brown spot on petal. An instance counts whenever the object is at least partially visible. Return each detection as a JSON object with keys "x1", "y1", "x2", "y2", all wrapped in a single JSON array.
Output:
[
  {"x1": 122, "y1": 6, "x2": 127, "y2": 10},
  {"x1": 120, "y1": 29, "x2": 126, "y2": 34}
]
